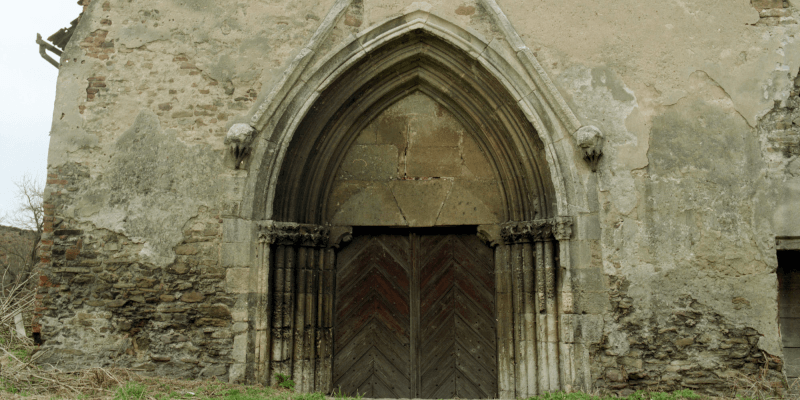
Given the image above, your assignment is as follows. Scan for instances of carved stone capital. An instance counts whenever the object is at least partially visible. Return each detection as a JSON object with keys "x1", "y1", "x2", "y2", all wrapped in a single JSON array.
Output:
[
  {"x1": 329, "y1": 226, "x2": 354, "y2": 248},
  {"x1": 500, "y1": 219, "x2": 554, "y2": 244},
  {"x1": 575, "y1": 125, "x2": 603, "y2": 172},
  {"x1": 477, "y1": 224, "x2": 503, "y2": 247},
  {"x1": 258, "y1": 221, "x2": 330, "y2": 247},
  {"x1": 554, "y1": 216, "x2": 573, "y2": 241},
  {"x1": 225, "y1": 123, "x2": 256, "y2": 169}
]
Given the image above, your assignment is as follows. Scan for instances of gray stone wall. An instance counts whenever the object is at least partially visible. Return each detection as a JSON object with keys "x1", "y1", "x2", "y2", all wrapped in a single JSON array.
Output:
[{"x1": 37, "y1": 0, "x2": 800, "y2": 395}]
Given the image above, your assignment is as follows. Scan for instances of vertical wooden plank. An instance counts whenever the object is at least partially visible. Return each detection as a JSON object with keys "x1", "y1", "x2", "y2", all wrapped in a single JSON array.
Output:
[
  {"x1": 271, "y1": 245, "x2": 286, "y2": 385},
  {"x1": 496, "y1": 244, "x2": 516, "y2": 399},
  {"x1": 410, "y1": 232, "x2": 421, "y2": 398},
  {"x1": 523, "y1": 242, "x2": 538, "y2": 396},
  {"x1": 545, "y1": 240, "x2": 560, "y2": 390},
  {"x1": 510, "y1": 243, "x2": 528, "y2": 397},
  {"x1": 535, "y1": 241, "x2": 549, "y2": 393}
]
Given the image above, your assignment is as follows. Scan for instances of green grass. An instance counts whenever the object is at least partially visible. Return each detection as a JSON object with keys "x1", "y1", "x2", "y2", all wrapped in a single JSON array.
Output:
[
  {"x1": 526, "y1": 389, "x2": 704, "y2": 400},
  {"x1": 114, "y1": 381, "x2": 147, "y2": 400}
]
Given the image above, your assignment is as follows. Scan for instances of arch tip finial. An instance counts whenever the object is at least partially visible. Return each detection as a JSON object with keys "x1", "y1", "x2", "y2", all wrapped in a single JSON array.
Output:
[{"x1": 575, "y1": 125, "x2": 604, "y2": 172}]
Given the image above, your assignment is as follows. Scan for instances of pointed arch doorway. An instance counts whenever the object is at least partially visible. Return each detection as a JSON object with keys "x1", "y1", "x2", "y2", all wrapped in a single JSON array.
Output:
[
  {"x1": 323, "y1": 90, "x2": 504, "y2": 398},
  {"x1": 247, "y1": 14, "x2": 581, "y2": 398}
]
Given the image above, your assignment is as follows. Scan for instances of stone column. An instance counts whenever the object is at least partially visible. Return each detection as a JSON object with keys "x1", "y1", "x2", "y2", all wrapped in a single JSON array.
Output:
[
  {"x1": 257, "y1": 222, "x2": 351, "y2": 393},
  {"x1": 490, "y1": 218, "x2": 570, "y2": 397}
]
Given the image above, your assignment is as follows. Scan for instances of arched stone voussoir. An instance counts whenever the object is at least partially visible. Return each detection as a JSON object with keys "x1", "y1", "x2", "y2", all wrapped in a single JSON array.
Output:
[{"x1": 240, "y1": 1, "x2": 590, "y2": 221}]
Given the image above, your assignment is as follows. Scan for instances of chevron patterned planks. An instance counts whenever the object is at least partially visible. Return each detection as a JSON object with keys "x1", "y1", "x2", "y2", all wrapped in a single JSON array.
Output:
[
  {"x1": 334, "y1": 230, "x2": 496, "y2": 398},
  {"x1": 334, "y1": 234, "x2": 412, "y2": 398},
  {"x1": 419, "y1": 234, "x2": 497, "y2": 399}
]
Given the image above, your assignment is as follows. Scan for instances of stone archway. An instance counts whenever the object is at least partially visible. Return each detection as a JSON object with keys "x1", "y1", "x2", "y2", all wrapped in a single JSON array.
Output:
[
  {"x1": 254, "y1": 29, "x2": 572, "y2": 397},
  {"x1": 237, "y1": 6, "x2": 590, "y2": 398}
]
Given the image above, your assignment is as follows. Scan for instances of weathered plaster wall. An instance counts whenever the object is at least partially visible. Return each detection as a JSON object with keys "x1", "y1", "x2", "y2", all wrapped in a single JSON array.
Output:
[{"x1": 38, "y1": 0, "x2": 800, "y2": 394}]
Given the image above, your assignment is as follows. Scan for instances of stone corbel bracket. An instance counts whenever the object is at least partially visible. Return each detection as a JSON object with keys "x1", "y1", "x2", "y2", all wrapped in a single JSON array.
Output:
[
  {"x1": 328, "y1": 226, "x2": 354, "y2": 248},
  {"x1": 225, "y1": 123, "x2": 257, "y2": 169},
  {"x1": 575, "y1": 125, "x2": 604, "y2": 172}
]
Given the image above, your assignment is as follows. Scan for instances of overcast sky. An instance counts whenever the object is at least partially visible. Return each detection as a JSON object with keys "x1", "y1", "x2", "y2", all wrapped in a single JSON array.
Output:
[{"x1": 0, "y1": 1, "x2": 81, "y2": 225}]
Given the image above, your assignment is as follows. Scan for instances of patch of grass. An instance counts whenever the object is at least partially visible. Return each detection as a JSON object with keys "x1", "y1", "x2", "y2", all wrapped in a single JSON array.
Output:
[
  {"x1": 273, "y1": 373, "x2": 295, "y2": 391},
  {"x1": 114, "y1": 381, "x2": 147, "y2": 400},
  {"x1": 1, "y1": 376, "x2": 22, "y2": 394},
  {"x1": 331, "y1": 386, "x2": 364, "y2": 400},
  {"x1": 527, "y1": 389, "x2": 706, "y2": 400}
]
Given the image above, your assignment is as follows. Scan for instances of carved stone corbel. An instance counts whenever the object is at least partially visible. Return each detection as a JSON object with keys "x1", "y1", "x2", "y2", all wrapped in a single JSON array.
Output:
[
  {"x1": 477, "y1": 224, "x2": 503, "y2": 247},
  {"x1": 225, "y1": 123, "x2": 256, "y2": 169},
  {"x1": 575, "y1": 125, "x2": 604, "y2": 172},
  {"x1": 328, "y1": 226, "x2": 353, "y2": 248}
]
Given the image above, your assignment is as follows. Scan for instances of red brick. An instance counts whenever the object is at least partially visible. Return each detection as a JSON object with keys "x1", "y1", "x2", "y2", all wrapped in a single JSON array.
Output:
[{"x1": 65, "y1": 248, "x2": 79, "y2": 260}]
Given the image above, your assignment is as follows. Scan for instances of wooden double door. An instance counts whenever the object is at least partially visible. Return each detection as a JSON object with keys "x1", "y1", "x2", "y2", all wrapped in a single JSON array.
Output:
[{"x1": 333, "y1": 228, "x2": 497, "y2": 398}]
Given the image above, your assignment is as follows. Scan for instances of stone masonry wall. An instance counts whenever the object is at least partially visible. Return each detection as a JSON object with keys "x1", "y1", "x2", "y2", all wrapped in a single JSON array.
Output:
[
  {"x1": 0, "y1": 225, "x2": 36, "y2": 286},
  {"x1": 36, "y1": 162, "x2": 237, "y2": 379},
  {"x1": 39, "y1": 0, "x2": 800, "y2": 393}
]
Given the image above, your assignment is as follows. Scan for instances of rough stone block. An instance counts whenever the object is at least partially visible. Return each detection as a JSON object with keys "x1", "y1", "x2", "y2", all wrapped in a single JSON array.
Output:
[
  {"x1": 574, "y1": 267, "x2": 608, "y2": 292},
  {"x1": 460, "y1": 134, "x2": 495, "y2": 179},
  {"x1": 580, "y1": 213, "x2": 601, "y2": 240},
  {"x1": 226, "y1": 268, "x2": 251, "y2": 294},
  {"x1": 232, "y1": 322, "x2": 248, "y2": 333},
  {"x1": 408, "y1": 118, "x2": 461, "y2": 148},
  {"x1": 406, "y1": 146, "x2": 461, "y2": 177},
  {"x1": 329, "y1": 181, "x2": 406, "y2": 226},
  {"x1": 337, "y1": 144, "x2": 398, "y2": 180},
  {"x1": 221, "y1": 242, "x2": 251, "y2": 267},
  {"x1": 229, "y1": 363, "x2": 246, "y2": 383},
  {"x1": 232, "y1": 334, "x2": 247, "y2": 363},
  {"x1": 223, "y1": 218, "x2": 252, "y2": 243},
  {"x1": 436, "y1": 180, "x2": 502, "y2": 225},
  {"x1": 575, "y1": 291, "x2": 610, "y2": 316},
  {"x1": 752, "y1": 0, "x2": 783, "y2": 9},
  {"x1": 389, "y1": 179, "x2": 452, "y2": 227},
  {"x1": 785, "y1": 348, "x2": 800, "y2": 378}
]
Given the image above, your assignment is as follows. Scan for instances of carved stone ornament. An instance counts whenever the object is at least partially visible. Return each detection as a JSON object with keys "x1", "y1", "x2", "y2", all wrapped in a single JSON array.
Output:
[
  {"x1": 258, "y1": 221, "x2": 330, "y2": 247},
  {"x1": 554, "y1": 216, "x2": 573, "y2": 241},
  {"x1": 500, "y1": 219, "x2": 554, "y2": 244},
  {"x1": 329, "y1": 226, "x2": 354, "y2": 248},
  {"x1": 575, "y1": 125, "x2": 604, "y2": 172},
  {"x1": 224, "y1": 123, "x2": 256, "y2": 169}
]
